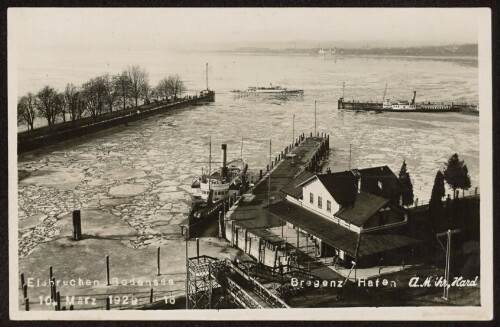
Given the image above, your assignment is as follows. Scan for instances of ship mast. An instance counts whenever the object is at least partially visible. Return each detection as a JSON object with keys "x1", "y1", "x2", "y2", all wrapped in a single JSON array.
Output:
[
  {"x1": 208, "y1": 136, "x2": 211, "y2": 190},
  {"x1": 206, "y1": 63, "x2": 209, "y2": 91},
  {"x1": 382, "y1": 82, "x2": 388, "y2": 102}
]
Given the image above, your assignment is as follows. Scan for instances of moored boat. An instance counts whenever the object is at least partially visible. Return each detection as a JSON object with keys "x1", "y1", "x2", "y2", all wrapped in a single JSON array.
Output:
[{"x1": 182, "y1": 142, "x2": 249, "y2": 238}]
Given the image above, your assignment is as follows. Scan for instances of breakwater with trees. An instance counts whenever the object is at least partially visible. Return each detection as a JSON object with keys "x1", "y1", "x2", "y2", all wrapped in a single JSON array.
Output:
[{"x1": 17, "y1": 65, "x2": 215, "y2": 152}]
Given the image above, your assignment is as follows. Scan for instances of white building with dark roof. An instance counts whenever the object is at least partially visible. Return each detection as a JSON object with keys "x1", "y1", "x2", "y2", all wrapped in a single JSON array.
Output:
[{"x1": 266, "y1": 166, "x2": 422, "y2": 268}]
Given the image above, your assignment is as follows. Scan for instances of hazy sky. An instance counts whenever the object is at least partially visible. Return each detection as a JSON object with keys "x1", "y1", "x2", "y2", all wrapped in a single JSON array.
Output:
[{"x1": 9, "y1": 8, "x2": 482, "y2": 51}]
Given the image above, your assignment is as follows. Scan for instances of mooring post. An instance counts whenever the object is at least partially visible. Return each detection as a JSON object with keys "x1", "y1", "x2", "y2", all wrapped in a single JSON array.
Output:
[
  {"x1": 20, "y1": 272, "x2": 25, "y2": 289},
  {"x1": 56, "y1": 291, "x2": 61, "y2": 311},
  {"x1": 475, "y1": 187, "x2": 478, "y2": 195},
  {"x1": 24, "y1": 298, "x2": 29, "y2": 311},
  {"x1": 51, "y1": 277, "x2": 56, "y2": 302},
  {"x1": 73, "y1": 210, "x2": 82, "y2": 240},
  {"x1": 157, "y1": 247, "x2": 161, "y2": 276},
  {"x1": 150, "y1": 288, "x2": 154, "y2": 303},
  {"x1": 23, "y1": 284, "x2": 28, "y2": 299},
  {"x1": 296, "y1": 228, "x2": 300, "y2": 249},
  {"x1": 106, "y1": 255, "x2": 110, "y2": 286},
  {"x1": 106, "y1": 297, "x2": 110, "y2": 310},
  {"x1": 218, "y1": 212, "x2": 224, "y2": 238},
  {"x1": 266, "y1": 164, "x2": 269, "y2": 172},
  {"x1": 196, "y1": 238, "x2": 200, "y2": 260},
  {"x1": 259, "y1": 170, "x2": 263, "y2": 180}
]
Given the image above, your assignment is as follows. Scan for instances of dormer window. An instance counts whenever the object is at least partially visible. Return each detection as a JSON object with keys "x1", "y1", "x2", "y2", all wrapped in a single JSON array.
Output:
[{"x1": 310, "y1": 193, "x2": 314, "y2": 204}]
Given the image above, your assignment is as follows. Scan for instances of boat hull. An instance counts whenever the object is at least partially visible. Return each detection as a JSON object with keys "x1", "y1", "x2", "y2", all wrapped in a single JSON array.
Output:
[{"x1": 337, "y1": 98, "x2": 471, "y2": 113}]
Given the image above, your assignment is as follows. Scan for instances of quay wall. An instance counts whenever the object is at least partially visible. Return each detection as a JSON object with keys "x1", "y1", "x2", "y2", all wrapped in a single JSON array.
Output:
[{"x1": 18, "y1": 92, "x2": 215, "y2": 153}]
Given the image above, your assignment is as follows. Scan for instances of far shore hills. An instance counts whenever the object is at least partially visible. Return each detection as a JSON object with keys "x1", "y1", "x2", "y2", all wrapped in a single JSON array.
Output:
[{"x1": 214, "y1": 44, "x2": 478, "y2": 61}]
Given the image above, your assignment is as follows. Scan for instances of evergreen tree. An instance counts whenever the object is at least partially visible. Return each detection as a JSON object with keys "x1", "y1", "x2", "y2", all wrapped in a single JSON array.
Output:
[
  {"x1": 443, "y1": 153, "x2": 471, "y2": 197},
  {"x1": 398, "y1": 160, "x2": 414, "y2": 206},
  {"x1": 429, "y1": 171, "x2": 446, "y2": 208}
]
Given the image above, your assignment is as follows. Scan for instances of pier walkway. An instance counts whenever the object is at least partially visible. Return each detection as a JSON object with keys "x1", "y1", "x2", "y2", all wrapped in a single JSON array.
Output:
[{"x1": 228, "y1": 135, "x2": 329, "y2": 230}]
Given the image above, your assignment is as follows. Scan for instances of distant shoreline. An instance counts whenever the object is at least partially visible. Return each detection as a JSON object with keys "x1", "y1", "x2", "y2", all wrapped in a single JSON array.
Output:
[{"x1": 212, "y1": 50, "x2": 478, "y2": 62}]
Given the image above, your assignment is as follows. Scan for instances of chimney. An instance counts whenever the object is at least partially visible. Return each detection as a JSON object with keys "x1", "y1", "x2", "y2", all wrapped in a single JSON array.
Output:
[
  {"x1": 221, "y1": 144, "x2": 228, "y2": 179},
  {"x1": 351, "y1": 169, "x2": 361, "y2": 194},
  {"x1": 326, "y1": 167, "x2": 331, "y2": 174},
  {"x1": 411, "y1": 91, "x2": 416, "y2": 105}
]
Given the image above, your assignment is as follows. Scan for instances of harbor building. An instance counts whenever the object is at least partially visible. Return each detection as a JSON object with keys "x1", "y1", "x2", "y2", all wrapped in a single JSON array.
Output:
[{"x1": 265, "y1": 166, "x2": 422, "y2": 268}]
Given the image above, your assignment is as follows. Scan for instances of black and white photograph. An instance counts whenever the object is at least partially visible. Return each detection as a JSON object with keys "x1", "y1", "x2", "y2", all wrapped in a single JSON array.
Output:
[{"x1": 7, "y1": 7, "x2": 493, "y2": 320}]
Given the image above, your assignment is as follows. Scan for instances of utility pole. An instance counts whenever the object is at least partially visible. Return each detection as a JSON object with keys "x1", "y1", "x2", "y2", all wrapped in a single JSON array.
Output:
[
  {"x1": 342, "y1": 82, "x2": 345, "y2": 99},
  {"x1": 268, "y1": 139, "x2": 272, "y2": 205},
  {"x1": 185, "y1": 226, "x2": 189, "y2": 310},
  {"x1": 314, "y1": 101, "x2": 317, "y2": 137},
  {"x1": 240, "y1": 137, "x2": 243, "y2": 159},
  {"x1": 292, "y1": 114, "x2": 295, "y2": 146},
  {"x1": 349, "y1": 144, "x2": 352, "y2": 170},
  {"x1": 437, "y1": 229, "x2": 460, "y2": 300}
]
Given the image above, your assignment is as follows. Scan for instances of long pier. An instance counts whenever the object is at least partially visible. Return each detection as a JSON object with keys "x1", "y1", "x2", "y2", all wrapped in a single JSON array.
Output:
[
  {"x1": 17, "y1": 91, "x2": 215, "y2": 153},
  {"x1": 223, "y1": 134, "x2": 329, "y2": 267}
]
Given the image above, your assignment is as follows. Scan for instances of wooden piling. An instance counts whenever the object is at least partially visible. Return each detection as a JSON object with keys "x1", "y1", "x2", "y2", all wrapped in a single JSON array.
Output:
[
  {"x1": 259, "y1": 170, "x2": 263, "y2": 180},
  {"x1": 196, "y1": 238, "x2": 200, "y2": 258},
  {"x1": 23, "y1": 284, "x2": 28, "y2": 299},
  {"x1": 218, "y1": 212, "x2": 224, "y2": 238},
  {"x1": 150, "y1": 288, "x2": 154, "y2": 303},
  {"x1": 106, "y1": 297, "x2": 110, "y2": 310},
  {"x1": 56, "y1": 291, "x2": 61, "y2": 311},
  {"x1": 51, "y1": 277, "x2": 56, "y2": 302},
  {"x1": 24, "y1": 298, "x2": 29, "y2": 311},
  {"x1": 73, "y1": 210, "x2": 82, "y2": 240},
  {"x1": 106, "y1": 255, "x2": 110, "y2": 286},
  {"x1": 20, "y1": 272, "x2": 25, "y2": 289},
  {"x1": 157, "y1": 247, "x2": 161, "y2": 276}
]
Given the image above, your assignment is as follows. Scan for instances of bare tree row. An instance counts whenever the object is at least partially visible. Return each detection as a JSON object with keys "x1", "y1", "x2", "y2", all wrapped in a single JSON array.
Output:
[{"x1": 18, "y1": 65, "x2": 187, "y2": 130}]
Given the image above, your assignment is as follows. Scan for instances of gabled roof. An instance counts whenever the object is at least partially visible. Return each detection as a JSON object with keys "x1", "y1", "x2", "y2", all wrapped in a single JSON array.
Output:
[
  {"x1": 280, "y1": 170, "x2": 315, "y2": 199},
  {"x1": 316, "y1": 171, "x2": 358, "y2": 206},
  {"x1": 334, "y1": 191, "x2": 389, "y2": 227},
  {"x1": 356, "y1": 166, "x2": 403, "y2": 202}
]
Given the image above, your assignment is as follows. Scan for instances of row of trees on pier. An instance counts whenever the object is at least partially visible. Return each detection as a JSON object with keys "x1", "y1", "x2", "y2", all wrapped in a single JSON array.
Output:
[{"x1": 17, "y1": 65, "x2": 187, "y2": 130}]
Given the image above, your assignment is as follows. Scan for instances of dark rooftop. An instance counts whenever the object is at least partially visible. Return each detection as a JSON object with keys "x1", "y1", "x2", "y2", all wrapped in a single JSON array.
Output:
[
  {"x1": 280, "y1": 170, "x2": 315, "y2": 199},
  {"x1": 334, "y1": 191, "x2": 389, "y2": 227},
  {"x1": 265, "y1": 200, "x2": 420, "y2": 258}
]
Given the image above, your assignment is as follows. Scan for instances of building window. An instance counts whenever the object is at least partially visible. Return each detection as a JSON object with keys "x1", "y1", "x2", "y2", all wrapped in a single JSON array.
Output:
[
  {"x1": 327, "y1": 200, "x2": 331, "y2": 212},
  {"x1": 378, "y1": 180, "x2": 383, "y2": 189},
  {"x1": 318, "y1": 196, "x2": 322, "y2": 209},
  {"x1": 310, "y1": 193, "x2": 314, "y2": 204}
]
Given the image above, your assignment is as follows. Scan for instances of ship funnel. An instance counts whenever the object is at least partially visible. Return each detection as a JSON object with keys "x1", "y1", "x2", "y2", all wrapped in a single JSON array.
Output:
[
  {"x1": 221, "y1": 144, "x2": 228, "y2": 179},
  {"x1": 411, "y1": 91, "x2": 416, "y2": 105}
]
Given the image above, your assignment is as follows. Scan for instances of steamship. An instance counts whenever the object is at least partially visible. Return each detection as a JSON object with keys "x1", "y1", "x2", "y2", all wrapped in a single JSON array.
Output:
[
  {"x1": 230, "y1": 83, "x2": 304, "y2": 96},
  {"x1": 338, "y1": 89, "x2": 477, "y2": 113},
  {"x1": 182, "y1": 143, "x2": 249, "y2": 237}
]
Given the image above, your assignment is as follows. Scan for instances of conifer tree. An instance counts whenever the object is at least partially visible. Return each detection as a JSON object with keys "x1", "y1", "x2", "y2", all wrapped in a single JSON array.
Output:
[
  {"x1": 443, "y1": 153, "x2": 471, "y2": 197},
  {"x1": 398, "y1": 160, "x2": 414, "y2": 206},
  {"x1": 429, "y1": 171, "x2": 446, "y2": 208}
]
